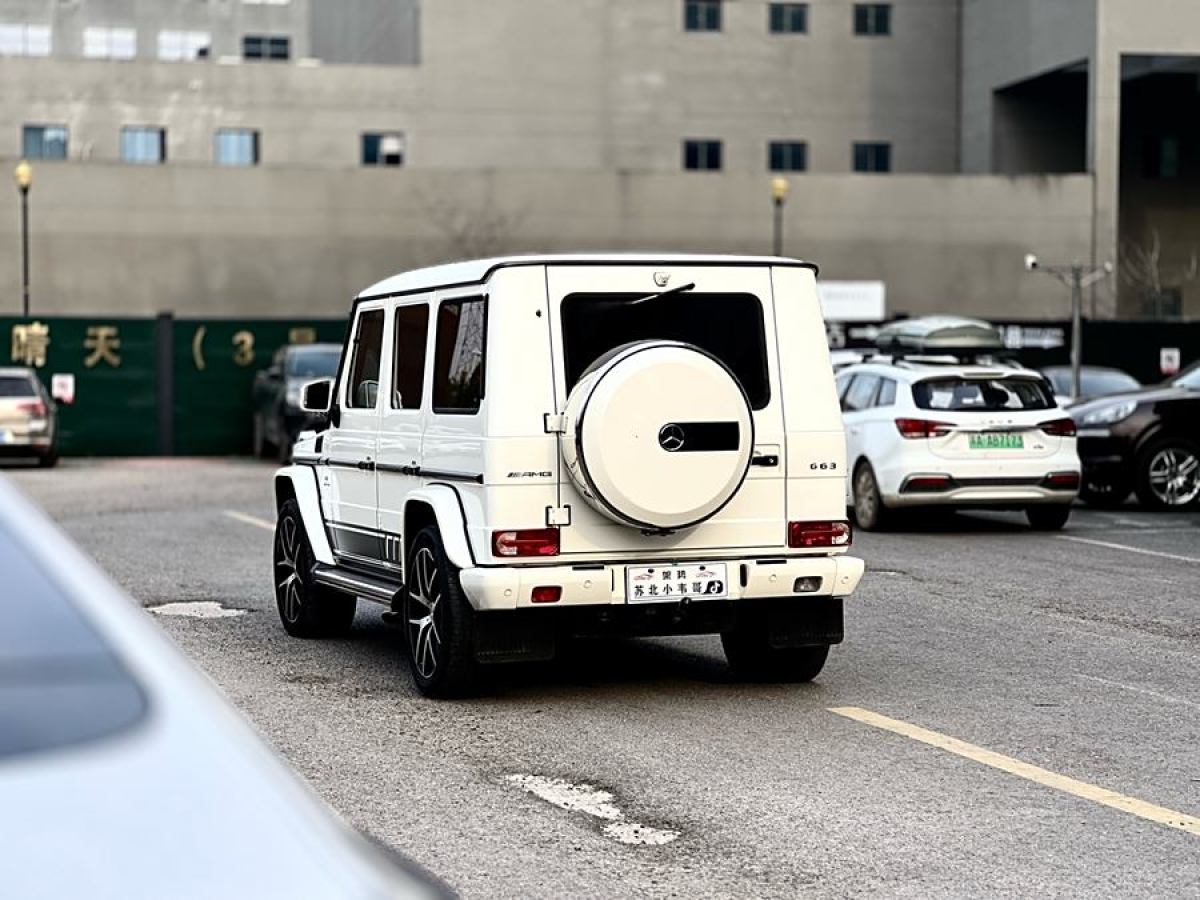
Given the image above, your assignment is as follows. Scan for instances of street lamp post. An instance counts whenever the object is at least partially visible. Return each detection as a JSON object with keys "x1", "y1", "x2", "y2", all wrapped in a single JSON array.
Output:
[
  {"x1": 13, "y1": 160, "x2": 32, "y2": 318},
  {"x1": 1024, "y1": 253, "x2": 1113, "y2": 401},
  {"x1": 771, "y1": 177, "x2": 789, "y2": 257}
]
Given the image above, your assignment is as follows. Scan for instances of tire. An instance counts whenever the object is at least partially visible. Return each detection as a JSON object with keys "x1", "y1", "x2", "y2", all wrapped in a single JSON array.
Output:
[
  {"x1": 1079, "y1": 479, "x2": 1130, "y2": 509},
  {"x1": 852, "y1": 461, "x2": 890, "y2": 531},
  {"x1": 721, "y1": 622, "x2": 830, "y2": 683},
  {"x1": 273, "y1": 499, "x2": 356, "y2": 638},
  {"x1": 37, "y1": 447, "x2": 59, "y2": 468},
  {"x1": 1026, "y1": 504, "x2": 1072, "y2": 531},
  {"x1": 1134, "y1": 437, "x2": 1200, "y2": 510},
  {"x1": 402, "y1": 526, "x2": 479, "y2": 698}
]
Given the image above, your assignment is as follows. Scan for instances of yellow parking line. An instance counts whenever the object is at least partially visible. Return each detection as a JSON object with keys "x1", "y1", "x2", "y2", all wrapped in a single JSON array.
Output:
[
  {"x1": 224, "y1": 510, "x2": 274, "y2": 532},
  {"x1": 829, "y1": 706, "x2": 1200, "y2": 838}
]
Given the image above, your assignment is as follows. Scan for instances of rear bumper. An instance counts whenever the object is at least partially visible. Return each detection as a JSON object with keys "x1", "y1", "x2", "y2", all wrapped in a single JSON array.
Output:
[
  {"x1": 884, "y1": 476, "x2": 1078, "y2": 508},
  {"x1": 0, "y1": 434, "x2": 53, "y2": 456},
  {"x1": 458, "y1": 553, "x2": 865, "y2": 612}
]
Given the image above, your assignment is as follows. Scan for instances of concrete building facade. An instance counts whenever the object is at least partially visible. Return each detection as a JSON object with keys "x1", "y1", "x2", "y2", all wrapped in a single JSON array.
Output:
[{"x1": 0, "y1": 0, "x2": 1196, "y2": 318}]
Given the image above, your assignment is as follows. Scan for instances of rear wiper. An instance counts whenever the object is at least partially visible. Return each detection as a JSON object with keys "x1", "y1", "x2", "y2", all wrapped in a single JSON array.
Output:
[{"x1": 626, "y1": 282, "x2": 696, "y2": 305}]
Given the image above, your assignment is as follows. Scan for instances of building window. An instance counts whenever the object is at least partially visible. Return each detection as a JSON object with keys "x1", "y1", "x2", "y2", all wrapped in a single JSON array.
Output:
[
  {"x1": 684, "y1": 139, "x2": 723, "y2": 171},
  {"x1": 0, "y1": 24, "x2": 51, "y2": 57},
  {"x1": 121, "y1": 127, "x2": 166, "y2": 165},
  {"x1": 1145, "y1": 136, "x2": 1181, "y2": 179},
  {"x1": 243, "y1": 34, "x2": 290, "y2": 61},
  {"x1": 853, "y1": 142, "x2": 891, "y2": 172},
  {"x1": 854, "y1": 4, "x2": 891, "y2": 36},
  {"x1": 215, "y1": 129, "x2": 260, "y2": 166},
  {"x1": 684, "y1": 0, "x2": 722, "y2": 32},
  {"x1": 769, "y1": 141, "x2": 808, "y2": 172},
  {"x1": 362, "y1": 132, "x2": 405, "y2": 167},
  {"x1": 83, "y1": 27, "x2": 137, "y2": 59},
  {"x1": 22, "y1": 125, "x2": 68, "y2": 160},
  {"x1": 158, "y1": 30, "x2": 210, "y2": 61},
  {"x1": 769, "y1": 3, "x2": 808, "y2": 34}
]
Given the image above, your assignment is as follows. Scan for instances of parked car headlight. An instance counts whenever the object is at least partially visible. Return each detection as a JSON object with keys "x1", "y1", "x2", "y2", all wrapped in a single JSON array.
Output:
[
  {"x1": 285, "y1": 382, "x2": 303, "y2": 409},
  {"x1": 1078, "y1": 400, "x2": 1137, "y2": 426}
]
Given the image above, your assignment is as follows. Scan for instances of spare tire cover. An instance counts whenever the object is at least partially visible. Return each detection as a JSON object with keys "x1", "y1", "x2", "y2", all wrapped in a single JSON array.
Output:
[{"x1": 560, "y1": 341, "x2": 754, "y2": 531}]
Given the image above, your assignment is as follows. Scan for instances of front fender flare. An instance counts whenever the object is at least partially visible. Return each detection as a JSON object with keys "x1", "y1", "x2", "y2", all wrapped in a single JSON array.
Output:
[
  {"x1": 274, "y1": 466, "x2": 335, "y2": 566},
  {"x1": 405, "y1": 485, "x2": 475, "y2": 570}
]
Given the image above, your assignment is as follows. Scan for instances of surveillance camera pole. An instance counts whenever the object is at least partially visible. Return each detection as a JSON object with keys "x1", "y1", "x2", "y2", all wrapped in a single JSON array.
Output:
[{"x1": 1024, "y1": 258, "x2": 1112, "y2": 401}]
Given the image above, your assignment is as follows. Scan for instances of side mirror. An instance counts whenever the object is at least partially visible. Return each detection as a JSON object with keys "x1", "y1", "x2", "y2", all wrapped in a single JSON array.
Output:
[{"x1": 300, "y1": 378, "x2": 333, "y2": 413}]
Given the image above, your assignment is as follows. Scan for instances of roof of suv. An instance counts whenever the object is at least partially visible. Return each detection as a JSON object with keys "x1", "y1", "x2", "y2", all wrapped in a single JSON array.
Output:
[
  {"x1": 359, "y1": 253, "x2": 817, "y2": 299},
  {"x1": 838, "y1": 358, "x2": 1042, "y2": 384}
]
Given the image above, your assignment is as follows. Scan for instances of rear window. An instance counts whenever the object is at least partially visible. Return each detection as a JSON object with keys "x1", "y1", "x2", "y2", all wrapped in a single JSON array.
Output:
[
  {"x1": 0, "y1": 375, "x2": 36, "y2": 397},
  {"x1": 286, "y1": 348, "x2": 340, "y2": 379},
  {"x1": 562, "y1": 292, "x2": 770, "y2": 409},
  {"x1": 0, "y1": 527, "x2": 147, "y2": 759},
  {"x1": 913, "y1": 377, "x2": 1055, "y2": 412}
]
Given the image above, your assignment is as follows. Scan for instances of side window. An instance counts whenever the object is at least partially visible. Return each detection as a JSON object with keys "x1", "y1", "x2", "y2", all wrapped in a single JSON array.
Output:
[
  {"x1": 345, "y1": 309, "x2": 384, "y2": 409},
  {"x1": 835, "y1": 373, "x2": 854, "y2": 405},
  {"x1": 392, "y1": 303, "x2": 429, "y2": 410},
  {"x1": 876, "y1": 377, "x2": 896, "y2": 407},
  {"x1": 843, "y1": 373, "x2": 881, "y2": 412},
  {"x1": 432, "y1": 298, "x2": 486, "y2": 414}
]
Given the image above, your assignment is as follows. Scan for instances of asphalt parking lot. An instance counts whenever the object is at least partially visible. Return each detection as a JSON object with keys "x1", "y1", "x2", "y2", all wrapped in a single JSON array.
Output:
[{"x1": 9, "y1": 458, "x2": 1200, "y2": 898}]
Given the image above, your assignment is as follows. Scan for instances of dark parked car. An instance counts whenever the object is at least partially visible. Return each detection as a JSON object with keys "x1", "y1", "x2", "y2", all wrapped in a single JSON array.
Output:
[
  {"x1": 251, "y1": 343, "x2": 341, "y2": 460},
  {"x1": 1070, "y1": 361, "x2": 1200, "y2": 509},
  {"x1": 1041, "y1": 365, "x2": 1141, "y2": 405}
]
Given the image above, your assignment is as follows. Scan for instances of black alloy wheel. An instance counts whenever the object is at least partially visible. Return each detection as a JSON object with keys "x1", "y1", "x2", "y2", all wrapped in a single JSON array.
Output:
[
  {"x1": 273, "y1": 499, "x2": 356, "y2": 638},
  {"x1": 402, "y1": 526, "x2": 478, "y2": 698}
]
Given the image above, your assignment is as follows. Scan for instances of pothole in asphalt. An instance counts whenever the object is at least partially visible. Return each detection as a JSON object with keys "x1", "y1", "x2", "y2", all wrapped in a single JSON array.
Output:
[
  {"x1": 504, "y1": 774, "x2": 680, "y2": 846},
  {"x1": 148, "y1": 601, "x2": 248, "y2": 619}
]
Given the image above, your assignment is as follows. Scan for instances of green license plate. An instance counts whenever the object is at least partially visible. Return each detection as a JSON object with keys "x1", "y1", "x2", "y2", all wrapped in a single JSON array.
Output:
[{"x1": 969, "y1": 433, "x2": 1024, "y2": 450}]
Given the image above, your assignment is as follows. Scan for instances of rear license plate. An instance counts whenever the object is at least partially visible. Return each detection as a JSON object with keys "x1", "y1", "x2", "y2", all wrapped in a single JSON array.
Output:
[
  {"x1": 969, "y1": 433, "x2": 1024, "y2": 450},
  {"x1": 626, "y1": 563, "x2": 728, "y2": 603}
]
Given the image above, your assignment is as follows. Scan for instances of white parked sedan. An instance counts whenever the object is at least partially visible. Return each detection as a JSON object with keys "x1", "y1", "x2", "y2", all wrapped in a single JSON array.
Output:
[{"x1": 836, "y1": 360, "x2": 1082, "y2": 530}]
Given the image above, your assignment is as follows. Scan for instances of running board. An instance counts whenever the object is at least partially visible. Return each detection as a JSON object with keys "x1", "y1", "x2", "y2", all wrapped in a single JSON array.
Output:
[{"x1": 312, "y1": 564, "x2": 401, "y2": 605}]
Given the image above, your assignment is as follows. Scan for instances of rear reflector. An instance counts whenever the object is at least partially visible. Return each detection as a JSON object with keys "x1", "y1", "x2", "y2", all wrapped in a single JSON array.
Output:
[
  {"x1": 902, "y1": 474, "x2": 954, "y2": 493},
  {"x1": 531, "y1": 586, "x2": 562, "y2": 604},
  {"x1": 1039, "y1": 417, "x2": 1077, "y2": 437},
  {"x1": 1044, "y1": 472, "x2": 1081, "y2": 490},
  {"x1": 895, "y1": 418, "x2": 955, "y2": 439},
  {"x1": 788, "y1": 521, "x2": 852, "y2": 549},
  {"x1": 492, "y1": 528, "x2": 560, "y2": 558}
]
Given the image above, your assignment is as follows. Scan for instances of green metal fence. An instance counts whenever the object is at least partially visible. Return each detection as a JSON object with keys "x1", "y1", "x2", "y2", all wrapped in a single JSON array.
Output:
[{"x1": 2, "y1": 315, "x2": 345, "y2": 456}]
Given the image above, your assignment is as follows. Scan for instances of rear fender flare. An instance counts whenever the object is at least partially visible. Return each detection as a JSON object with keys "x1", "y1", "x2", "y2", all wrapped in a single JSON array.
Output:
[
  {"x1": 405, "y1": 486, "x2": 475, "y2": 570},
  {"x1": 274, "y1": 466, "x2": 335, "y2": 566}
]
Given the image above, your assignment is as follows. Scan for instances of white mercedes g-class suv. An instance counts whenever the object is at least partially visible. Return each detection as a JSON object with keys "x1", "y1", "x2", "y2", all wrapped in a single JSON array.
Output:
[{"x1": 272, "y1": 255, "x2": 864, "y2": 697}]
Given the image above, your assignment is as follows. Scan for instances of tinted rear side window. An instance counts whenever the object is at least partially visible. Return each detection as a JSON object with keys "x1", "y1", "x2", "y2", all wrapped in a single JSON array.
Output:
[
  {"x1": 562, "y1": 292, "x2": 770, "y2": 409},
  {"x1": 0, "y1": 376, "x2": 36, "y2": 397},
  {"x1": 0, "y1": 527, "x2": 147, "y2": 759},
  {"x1": 842, "y1": 373, "x2": 880, "y2": 411},
  {"x1": 913, "y1": 377, "x2": 1055, "y2": 411},
  {"x1": 392, "y1": 303, "x2": 430, "y2": 410},
  {"x1": 433, "y1": 298, "x2": 486, "y2": 413}
]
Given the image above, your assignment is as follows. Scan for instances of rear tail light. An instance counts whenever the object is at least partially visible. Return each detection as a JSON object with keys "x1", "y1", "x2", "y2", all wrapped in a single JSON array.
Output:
[
  {"x1": 492, "y1": 528, "x2": 560, "y2": 558},
  {"x1": 530, "y1": 586, "x2": 562, "y2": 604},
  {"x1": 895, "y1": 418, "x2": 955, "y2": 439},
  {"x1": 1044, "y1": 472, "x2": 1081, "y2": 490},
  {"x1": 788, "y1": 520, "x2": 852, "y2": 548},
  {"x1": 16, "y1": 400, "x2": 46, "y2": 417},
  {"x1": 902, "y1": 475, "x2": 954, "y2": 493},
  {"x1": 1039, "y1": 418, "x2": 1077, "y2": 437}
]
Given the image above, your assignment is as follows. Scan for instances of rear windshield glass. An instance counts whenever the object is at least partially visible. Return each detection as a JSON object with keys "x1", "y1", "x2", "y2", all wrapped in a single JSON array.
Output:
[
  {"x1": 913, "y1": 377, "x2": 1054, "y2": 412},
  {"x1": 0, "y1": 527, "x2": 147, "y2": 759},
  {"x1": 0, "y1": 375, "x2": 36, "y2": 397},
  {"x1": 287, "y1": 348, "x2": 340, "y2": 378},
  {"x1": 562, "y1": 292, "x2": 770, "y2": 409}
]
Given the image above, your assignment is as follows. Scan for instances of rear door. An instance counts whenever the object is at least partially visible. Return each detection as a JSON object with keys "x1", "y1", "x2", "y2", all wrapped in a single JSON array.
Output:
[{"x1": 546, "y1": 264, "x2": 786, "y2": 554}]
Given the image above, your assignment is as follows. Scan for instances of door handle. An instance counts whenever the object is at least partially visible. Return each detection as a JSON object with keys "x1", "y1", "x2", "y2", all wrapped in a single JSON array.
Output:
[{"x1": 751, "y1": 454, "x2": 779, "y2": 467}]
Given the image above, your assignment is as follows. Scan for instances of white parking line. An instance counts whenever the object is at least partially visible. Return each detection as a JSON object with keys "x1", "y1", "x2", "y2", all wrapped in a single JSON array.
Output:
[
  {"x1": 830, "y1": 706, "x2": 1200, "y2": 838},
  {"x1": 224, "y1": 510, "x2": 274, "y2": 532},
  {"x1": 1074, "y1": 674, "x2": 1200, "y2": 711},
  {"x1": 505, "y1": 774, "x2": 680, "y2": 846},
  {"x1": 148, "y1": 601, "x2": 247, "y2": 619},
  {"x1": 1056, "y1": 535, "x2": 1200, "y2": 564}
]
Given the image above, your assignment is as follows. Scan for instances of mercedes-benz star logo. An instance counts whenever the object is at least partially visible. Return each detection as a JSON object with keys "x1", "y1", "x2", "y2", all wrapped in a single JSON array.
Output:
[{"x1": 658, "y1": 424, "x2": 686, "y2": 452}]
